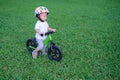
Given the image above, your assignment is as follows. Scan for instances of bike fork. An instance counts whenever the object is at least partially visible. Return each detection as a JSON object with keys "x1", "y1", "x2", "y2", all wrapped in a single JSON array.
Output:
[{"x1": 50, "y1": 41, "x2": 55, "y2": 50}]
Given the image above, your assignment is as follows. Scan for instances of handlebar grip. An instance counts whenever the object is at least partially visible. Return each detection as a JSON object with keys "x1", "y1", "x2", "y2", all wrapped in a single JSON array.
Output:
[
  {"x1": 40, "y1": 31, "x2": 55, "y2": 36},
  {"x1": 40, "y1": 34, "x2": 43, "y2": 36},
  {"x1": 45, "y1": 31, "x2": 54, "y2": 35}
]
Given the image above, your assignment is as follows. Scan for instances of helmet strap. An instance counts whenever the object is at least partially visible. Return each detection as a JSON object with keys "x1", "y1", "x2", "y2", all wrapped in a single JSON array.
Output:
[
  {"x1": 39, "y1": 17, "x2": 45, "y2": 22},
  {"x1": 36, "y1": 14, "x2": 45, "y2": 22}
]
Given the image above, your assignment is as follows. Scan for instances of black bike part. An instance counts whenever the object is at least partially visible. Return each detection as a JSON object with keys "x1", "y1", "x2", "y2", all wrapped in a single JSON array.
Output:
[
  {"x1": 48, "y1": 45, "x2": 62, "y2": 62},
  {"x1": 40, "y1": 31, "x2": 55, "y2": 37},
  {"x1": 45, "y1": 31, "x2": 55, "y2": 35},
  {"x1": 40, "y1": 34, "x2": 43, "y2": 36},
  {"x1": 26, "y1": 38, "x2": 37, "y2": 53}
]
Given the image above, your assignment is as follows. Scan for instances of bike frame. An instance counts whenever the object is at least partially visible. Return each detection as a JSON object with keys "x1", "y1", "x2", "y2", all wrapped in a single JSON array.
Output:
[
  {"x1": 44, "y1": 35, "x2": 52, "y2": 46},
  {"x1": 44, "y1": 35, "x2": 55, "y2": 50},
  {"x1": 29, "y1": 35, "x2": 52, "y2": 50}
]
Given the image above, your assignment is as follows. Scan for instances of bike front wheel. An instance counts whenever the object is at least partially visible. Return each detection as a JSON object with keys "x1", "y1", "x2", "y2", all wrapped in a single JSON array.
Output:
[{"x1": 48, "y1": 46, "x2": 62, "y2": 62}]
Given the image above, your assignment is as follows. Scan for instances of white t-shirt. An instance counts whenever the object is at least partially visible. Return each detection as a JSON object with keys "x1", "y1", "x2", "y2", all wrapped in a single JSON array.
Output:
[{"x1": 34, "y1": 20, "x2": 49, "y2": 40}]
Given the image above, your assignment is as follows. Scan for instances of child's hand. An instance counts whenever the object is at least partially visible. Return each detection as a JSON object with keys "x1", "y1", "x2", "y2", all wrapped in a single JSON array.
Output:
[
  {"x1": 48, "y1": 28, "x2": 56, "y2": 32},
  {"x1": 52, "y1": 29, "x2": 56, "y2": 32}
]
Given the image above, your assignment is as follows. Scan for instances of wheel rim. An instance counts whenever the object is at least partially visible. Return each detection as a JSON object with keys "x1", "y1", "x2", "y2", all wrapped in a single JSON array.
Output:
[
  {"x1": 48, "y1": 45, "x2": 62, "y2": 61},
  {"x1": 51, "y1": 48, "x2": 60, "y2": 60},
  {"x1": 27, "y1": 40, "x2": 36, "y2": 52}
]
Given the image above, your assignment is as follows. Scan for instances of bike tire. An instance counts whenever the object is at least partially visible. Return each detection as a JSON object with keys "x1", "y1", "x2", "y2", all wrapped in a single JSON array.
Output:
[
  {"x1": 48, "y1": 45, "x2": 62, "y2": 62},
  {"x1": 26, "y1": 38, "x2": 37, "y2": 53}
]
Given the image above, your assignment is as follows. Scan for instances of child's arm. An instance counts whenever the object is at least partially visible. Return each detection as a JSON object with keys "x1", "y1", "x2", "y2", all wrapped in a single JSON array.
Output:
[
  {"x1": 35, "y1": 29, "x2": 45, "y2": 35},
  {"x1": 48, "y1": 27, "x2": 56, "y2": 32}
]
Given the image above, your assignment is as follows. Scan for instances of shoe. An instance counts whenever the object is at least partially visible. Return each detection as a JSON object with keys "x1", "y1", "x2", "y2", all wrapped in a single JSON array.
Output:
[
  {"x1": 32, "y1": 50, "x2": 38, "y2": 58},
  {"x1": 41, "y1": 51, "x2": 47, "y2": 55}
]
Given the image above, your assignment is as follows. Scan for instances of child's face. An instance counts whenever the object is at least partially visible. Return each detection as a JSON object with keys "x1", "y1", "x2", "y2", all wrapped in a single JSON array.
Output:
[{"x1": 39, "y1": 12, "x2": 47, "y2": 21}]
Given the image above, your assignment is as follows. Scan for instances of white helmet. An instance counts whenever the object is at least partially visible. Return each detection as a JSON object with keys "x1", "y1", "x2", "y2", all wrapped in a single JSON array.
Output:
[{"x1": 35, "y1": 6, "x2": 49, "y2": 15}]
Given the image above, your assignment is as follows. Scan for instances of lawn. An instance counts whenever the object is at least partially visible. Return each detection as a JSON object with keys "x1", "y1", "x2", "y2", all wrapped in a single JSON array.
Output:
[{"x1": 0, "y1": 0, "x2": 120, "y2": 80}]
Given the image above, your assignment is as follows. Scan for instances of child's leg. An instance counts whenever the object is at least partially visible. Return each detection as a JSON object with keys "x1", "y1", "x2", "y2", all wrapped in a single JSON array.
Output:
[
  {"x1": 32, "y1": 39, "x2": 44, "y2": 58},
  {"x1": 41, "y1": 46, "x2": 47, "y2": 55},
  {"x1": 36, "y1": 39, "x2": 44, "y2": 50},
  {"x1": 36, "y1": 39, "x2": 47, "y2": 55}
]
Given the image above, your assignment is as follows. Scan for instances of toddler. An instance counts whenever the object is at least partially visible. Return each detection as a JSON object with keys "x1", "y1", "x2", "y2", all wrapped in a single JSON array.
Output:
[{"x1": 32, "y1": 6, "x2": 56, "y2": 58}]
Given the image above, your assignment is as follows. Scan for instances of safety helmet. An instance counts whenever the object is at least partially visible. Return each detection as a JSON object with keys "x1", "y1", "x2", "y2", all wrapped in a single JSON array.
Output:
[{"x1": 35, "y1": 6, "x2": 49, "y2": 15}]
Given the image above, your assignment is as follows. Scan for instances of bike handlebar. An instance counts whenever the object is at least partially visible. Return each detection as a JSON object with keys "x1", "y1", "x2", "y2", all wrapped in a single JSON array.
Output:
[{"x1": 40, "y1": 31, "x2": 55, "y2": 36}]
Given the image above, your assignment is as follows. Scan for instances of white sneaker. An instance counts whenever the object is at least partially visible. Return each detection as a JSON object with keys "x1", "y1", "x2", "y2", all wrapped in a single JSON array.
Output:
[
  {"x1": 41, "y1": 51, "x2": 47, "y2": 55},
  {"x1": 32, "y1": 50, "x2": 38, "y2": 58}
]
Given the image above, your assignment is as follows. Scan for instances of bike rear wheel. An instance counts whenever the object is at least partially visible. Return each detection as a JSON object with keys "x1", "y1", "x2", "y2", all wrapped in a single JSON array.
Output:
[{"x1": 26, "y1": 38, "x2": 37, "y2": 53}]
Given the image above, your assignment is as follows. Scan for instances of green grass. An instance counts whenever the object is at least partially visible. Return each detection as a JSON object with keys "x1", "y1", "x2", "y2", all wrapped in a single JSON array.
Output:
[{"x1": 0, "y1": 0, "x2": 120, "y2": 79}]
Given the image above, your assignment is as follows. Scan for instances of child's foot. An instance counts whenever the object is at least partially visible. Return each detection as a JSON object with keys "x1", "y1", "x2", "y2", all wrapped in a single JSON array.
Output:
[
  {"x1": 41, "y1": 50, "x2": 47, "y2": 55},
  {"x1": 32, "y1": 50, "x2": 38, "y2": 58}
]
